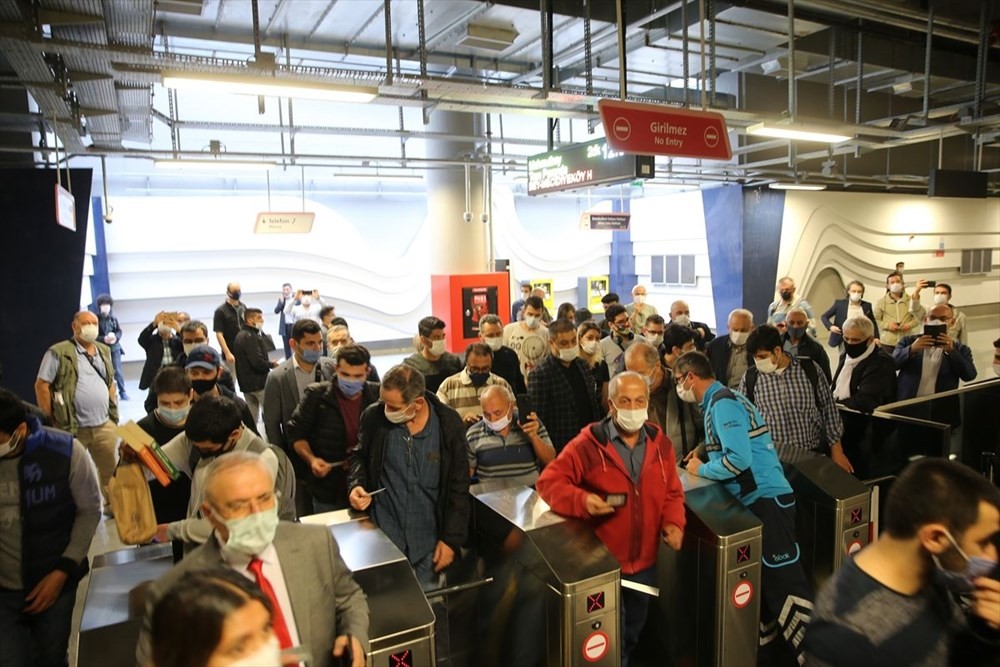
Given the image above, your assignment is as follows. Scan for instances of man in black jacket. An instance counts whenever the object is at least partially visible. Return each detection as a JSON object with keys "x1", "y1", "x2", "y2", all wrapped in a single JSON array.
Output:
[
  {"x1": 93, "y1": 294, "x2": 128, "y2": 400},
  {"x1": 706, "y1": 308, "x2": 754, "y2": 389},
  {"x1": 347, "y1": 364, "x2": 470, "y2": 588},
  {"x1": 832, "y1": 317, "x2": 897, "y2": 413},
  {"x1": 287, "y1": 345, "x2": 380, "y2": 514},
  {"x1": 782, "y1": 307, "x2": 832, "y2": 382},
  {"x1": 137, "y1": 311, "x2": 183, "y2": 394},
  {"x1": 232, "y1": 308, "x2": 278, "y2": 423}
]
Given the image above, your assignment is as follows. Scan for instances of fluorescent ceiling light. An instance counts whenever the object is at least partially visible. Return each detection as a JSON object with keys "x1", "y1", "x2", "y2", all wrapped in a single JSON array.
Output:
[
  {"x1": 154, "y1": 159, "x2": 275, "y2": 170},
  {"x1": 335, "y1": 172, "x2": 424, "y2": 180},
  {"x1": 161, "y1": 73, "x2": 377, "y2": 103},
  {"x1": 768, "y1": 182, "x2": 827, "y2": 191},
  {"x1": 747, "y1": 122, "x2": 852, "y2": 144}
]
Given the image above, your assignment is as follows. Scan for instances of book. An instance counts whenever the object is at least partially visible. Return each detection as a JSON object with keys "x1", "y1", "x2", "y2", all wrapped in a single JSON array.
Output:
[{"x1": 116, "y1": 421, "x2": 174, "y2": 487}]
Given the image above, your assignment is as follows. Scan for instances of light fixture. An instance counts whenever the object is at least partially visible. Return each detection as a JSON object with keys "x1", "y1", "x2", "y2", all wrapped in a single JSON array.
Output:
[
  {"x1": 455, "y1": 23, "x2": 518, "y2": 51},
  {"x1": 161, "y1": 72, "x2": 377, "y2": 103},
  {"x1": 154, "y1": 159, "x2": 275, "y2": 170},
  {"x1": 768, "y1": 182, "x2": 827, "y2": 191},
  {"x1": 760, "y1": 59, "x2": 782, "y2": 75},
  {"x1": 892, "y1": 81, "x2": 914, "y2": 95},
  {"x1": 746, "y1": 121, "x2": 852, "y2": 144}
]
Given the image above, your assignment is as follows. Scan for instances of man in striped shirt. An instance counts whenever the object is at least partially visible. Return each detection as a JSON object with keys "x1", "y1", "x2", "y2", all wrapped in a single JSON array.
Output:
[
  {"x1": 466, "y1": 386, "x2": 554, "y2": 486},
  {"x1": 436, "y1": 343, "x2": 512, "y2": 425}
]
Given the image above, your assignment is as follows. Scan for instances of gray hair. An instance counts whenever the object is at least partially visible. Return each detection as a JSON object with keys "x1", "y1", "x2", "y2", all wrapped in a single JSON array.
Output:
[
  {"x1": 609, "y1": 371, "x2": 650, "y2": 401},
  {"x1": 382, "y1": 364, "x2": 426, "y2": 403},
  {"x1": 787, "y1": 307, "x2": 808, "y2": 319},
  {"x1": 479, "y1": 313, "x2": 503, "y2": 329},
  {"x1": 480, "y1": 384, "x2": 514, "y2": 405},
  {"x1": 203, "y1": 452, "x2": 274, "y2": 503},
  {"x1": 842, "y1": 316, "x2": 874, "y2": 339},
  {"x1": 624, "y1": 341, "x2": 660, "y2": 369},
  {"x1": 728, "y1": 308, "x2": 753, "y2": 325}
]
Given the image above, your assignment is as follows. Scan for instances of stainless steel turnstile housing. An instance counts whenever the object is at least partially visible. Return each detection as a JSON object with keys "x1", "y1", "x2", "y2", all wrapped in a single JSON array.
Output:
[
  {"x1": 785, "y1": 455, "x2": 871, "y2": 590},
  {"x1": 663, "y1": 470, "x2": 763, "y2": 667},
  {"x1": 474, "y1": 487, "x2": 622, "y2": 667}
]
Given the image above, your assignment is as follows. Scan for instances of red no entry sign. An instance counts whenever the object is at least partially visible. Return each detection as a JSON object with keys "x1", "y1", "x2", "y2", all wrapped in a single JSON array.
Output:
[
  {"x1": 598, "y1": 99, "x2": 733, "y2": 160},
  {"x1": 582, "y1": 630, "x2": 610, "y2": 662}
]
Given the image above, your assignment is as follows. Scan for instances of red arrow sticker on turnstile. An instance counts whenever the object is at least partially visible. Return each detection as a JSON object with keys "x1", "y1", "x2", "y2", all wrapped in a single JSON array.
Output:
[
  {"x1": 389, "y1": 649, "x2": 413, "y2": 667},
  {"x1": 582, "y1": 630, "x2": 610, "y2": 662},
  {"x1": 732, "y1": 581, "x2": 754, "y2": 609}
]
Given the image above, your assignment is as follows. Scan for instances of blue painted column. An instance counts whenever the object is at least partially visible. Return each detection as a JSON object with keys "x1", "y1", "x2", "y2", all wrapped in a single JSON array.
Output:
[
  {"x1": 608, "y1": 197, "x2": 636, "y2": 297},
  {"x1": 702, "y1": 186, "x2": 744, "y2": 333},
  {"x1": 89, "y1": 196, "x2": 111, "y2": 301}
]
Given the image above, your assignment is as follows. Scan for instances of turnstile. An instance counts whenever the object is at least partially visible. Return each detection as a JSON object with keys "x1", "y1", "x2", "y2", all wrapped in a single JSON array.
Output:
[
  {"x1": 662, "y1": 470, "x2": 763, "y2": 667},
  {"x1": 473, "y1": 486, "x2": 622, "y2": 667},
  {"x1": 785, "y1": 455, "x2": 872, "y2": 590}
]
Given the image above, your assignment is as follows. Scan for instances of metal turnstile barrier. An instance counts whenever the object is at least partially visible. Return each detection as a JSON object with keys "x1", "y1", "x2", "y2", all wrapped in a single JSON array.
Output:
[
  {"x1": 473, "y1": 486, "x2": 622, "y2": 667},
  {"x1": 785, "y1": 455, "x2": 872, "y2": 590},
  {"x1": 661, "y1": 470, "x2": 763, "y2": 667}
]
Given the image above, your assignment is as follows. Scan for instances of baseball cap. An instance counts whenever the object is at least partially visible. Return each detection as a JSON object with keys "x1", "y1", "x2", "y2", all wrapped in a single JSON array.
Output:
[{"x1": 185, "y1": 345, "x2": 221, "y2": 371}]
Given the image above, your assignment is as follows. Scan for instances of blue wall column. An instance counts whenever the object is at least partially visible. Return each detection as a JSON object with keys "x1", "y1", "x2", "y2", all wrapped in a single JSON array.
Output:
[
  {"x1": 742, "y1": 188, "x2": 785, "y2": 325},
  {"x1": 89, "y1": 196, "x2": 111, "y2": 302},
  {"x1": 608, "y1": 197, "x2": 637, "y2": 298},
  {"x1": 702, "y1": 185, "x2": 744, "y2": 334}
]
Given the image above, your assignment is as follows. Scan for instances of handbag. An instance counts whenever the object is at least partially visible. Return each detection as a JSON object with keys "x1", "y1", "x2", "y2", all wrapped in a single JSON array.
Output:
[{"x1": 107, "y1": 461, "x2": 157, "y2": 544}]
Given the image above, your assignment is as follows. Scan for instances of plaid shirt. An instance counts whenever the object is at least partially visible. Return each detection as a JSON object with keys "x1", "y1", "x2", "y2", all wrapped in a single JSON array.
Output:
[
  {"x1": 527, "y1": 355, "x2": 601, "y2": 451},
  {"x1": 739, "y1": 356, "x2": 842, "y2": 462}
]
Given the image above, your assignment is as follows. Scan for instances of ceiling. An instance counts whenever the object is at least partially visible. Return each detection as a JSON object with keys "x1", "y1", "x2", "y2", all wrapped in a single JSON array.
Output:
[{"x1": 0, "y1": 0, "x2": 998, "y2": 194}]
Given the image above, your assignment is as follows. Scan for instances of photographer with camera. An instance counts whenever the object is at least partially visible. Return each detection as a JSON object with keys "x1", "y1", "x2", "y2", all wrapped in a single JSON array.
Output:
[{"x1": 893, "y1": 304, "x2": 977, "y2": 400}]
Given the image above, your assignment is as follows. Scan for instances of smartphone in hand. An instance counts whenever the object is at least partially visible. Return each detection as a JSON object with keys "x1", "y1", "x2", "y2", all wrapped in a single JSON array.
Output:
[{"x1": 516, "y1": 393, "x2": 534, "y2": 425}]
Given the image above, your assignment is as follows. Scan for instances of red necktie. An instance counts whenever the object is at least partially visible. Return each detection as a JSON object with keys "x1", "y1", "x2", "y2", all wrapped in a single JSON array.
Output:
[{"x1": 247, "y1": 557, "x2": 293, "y2": 650}]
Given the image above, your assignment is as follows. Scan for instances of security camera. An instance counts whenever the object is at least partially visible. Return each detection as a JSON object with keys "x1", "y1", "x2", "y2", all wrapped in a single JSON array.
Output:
[
  {"x1": 462, "y1": 211, "x2": 474, "y2": 223},
  {"x1": 480, "y1": 213, "x2": 489, "y2": 223}
]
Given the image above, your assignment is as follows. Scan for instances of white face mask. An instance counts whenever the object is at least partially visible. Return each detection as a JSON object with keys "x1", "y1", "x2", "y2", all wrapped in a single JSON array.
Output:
[
  {"x1": 848, "y1": 291, "x2": 863, "y2": 303},
  {"x1": 483, "y1": 336, "x2": 503, "y2": 351},
  {"x1": 219, "y1": 505, "x2": 279, "y2": 559},
  {"x1": 634, "y1": 295, "x2": 646, "y2": 305},
  {"x1": 99, "y1": 304, "x2": 111, "y2": 315},
  {"x1": 676, "y1": 381, "x2": 697, "y2": 404},
  {"x1": 644, "y1": 333, "x2": 663, "y2": 347},
  {"x1": 673, "y1": 314, "x2": 691, "y2": 327},
  {"x1": 428, "y1": 339, "x2": 447, "y2": 356},
  {"x1": 385, "y1": 402, "x2": 416, "y2": 424},
  {"x1": 183, "y1": 342, "x2": 198, "y2": 356},
  {"x1": 754, "y1": 355, "x2": 778, "y2": 374},
  {"x1": 889, "y1": 283, "x2": 904, "y2": 295},
  {"x1": 613, "y1": 404, "x2": 647, "y2": 433},
  {"x1": 933, "y1": 293, "x2": 948, "y2": 305},
  {"x1": 485, "y1": 409, "x2": 513, "y2": 433},
  {"x1": 301, "y1": 297, "x2": 312, "y2": 307},
  {"x1": 0, "y1": 431, "x2": 21, "y2": 458},
  {"x1": 225, "y1": 635, "x2": 282, "y2": 667},
  {"x1": 581, "y1": 340, "x2": 599, "y2": 355},
  {"x1": 524, "y1": 315, "x2": 541, "y2": 329},
  {"x1": 729, "y1": 331, "x2": 749, "y2": 346},
  {"x1": 79, "y1": 324, "x2": 99, "y2": 343},
  {"x1": 557, "y1": 346, "x2": 579, "y2": 362}
]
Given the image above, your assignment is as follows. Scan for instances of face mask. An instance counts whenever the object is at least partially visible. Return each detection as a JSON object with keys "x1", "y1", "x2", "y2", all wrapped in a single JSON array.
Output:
[
  {"x1": 485, "y1": 410, "x2": 512, "y2": 433},
  {"x1": 844, "y1": 340, "x2": 870, "y2": 359},
  {"x1": 191, "y1": 378, "x2": 218, "y2": 395},
  {"x1": 557, "y1": 347, "x2": 579, "y2": 362},
  {"x1": 301, "y1": 297, "x2": 312, "y2": 307},
  {"x1": 469, "y1": 371, "x2": 490, "y2": 388},
  {"x1": 932, "y1": 530, "x2": 998, "y2": 595},
  {"x1": 889, "y1": 283, "x2": 903, "y2": 295},
  {"x1": 780, "y1": 290, "x2": 794, "y2": 302},
  {"x1": 676, "y1": 380, "x2": 697, "y2": 404},
  {"x1": 933, "y1": 293, "x2": 948, "y2": 305},
  {"x1": 848, "y1": 291, "x2": 863, "y2": 303},
  {"x1": 729, "y1": 331, "x2": 749, "y2": 346},
  {"x1": 99, "y1": 304, "x2": 111, "y2": 315},
  {"x1": 157, "y1": 405, "x2": 190, "y2": 426},
  {"x1": 581, "y1": 340, "x2": 599, "y2": 355},
  {"x1": 0, "y1": 432, "x2": 21, "y2": 458},
  {"x1": 787, "y1": 326, "x2": 806, "y2": 340},
  {"x1": 385, "y1": 402, "x2": 416, "y2": 424},
  {"x1": 613, "y1": 404, "x2": 647, "y2": 433},
  {"x1": 754, "y1": 355, "x2": 778, "y2": 374},
  {"x1": 219, "y1": 505, "x2": 279, "y2": 559},
  {"x1": 673, "y1": 314, "x2": 690, "y2": 327},
  {"x1": 183, "y1": 342, "x2": 198, "y2": 356},
  {"x1": 299, "y1": 348, "x2": 322, "y2": 364},
  {"x1": 253, "y1": 321, "x2": 264, "y2": 331},
  {"x1": 483, "y1": 336, "x2": 503, "y2": 351},
  {"x1": 645, "y1": 333, "x2": 663, "y2": 347},
  {"x1": 634, "y1": 295, "x2": 646, "y2": 305},
  {"x1": 524, "y1": 315, "x2": 540, "y2": 329},
  {"x1": 79, "y1": 324, "x2": 99, "y2": 343},
  {"x1": 338, "y1": 377, "x2": 365, "y2": 398},
  {"x1": 228, "y1": 290, "x2": 242, "y2": 300},
  {"x1": 226, "y1": 636, "x2": 282, "y2": 667},
  {"x1": 428, "y1": 339, "x2": 447, "y2": 356}
]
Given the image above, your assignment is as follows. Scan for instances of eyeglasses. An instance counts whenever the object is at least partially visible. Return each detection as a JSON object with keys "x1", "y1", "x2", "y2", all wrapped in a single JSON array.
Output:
[{"x1": 468, "y1": 366, "x2": 491, "y2": 374}]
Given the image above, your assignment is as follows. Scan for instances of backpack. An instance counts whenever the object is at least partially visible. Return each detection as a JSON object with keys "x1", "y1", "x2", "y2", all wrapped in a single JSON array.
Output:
[{"x1": 743, "y1": 356, "x2": 822, "y2": 410}]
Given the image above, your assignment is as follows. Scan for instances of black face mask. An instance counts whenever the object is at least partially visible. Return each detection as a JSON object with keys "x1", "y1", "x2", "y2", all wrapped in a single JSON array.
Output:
[
  {"x1": 780, "y1": 290, "x2": 794, "y2": 301},
  {"x1": 844, "y1": 340, "x2": 869, "y2": 359},
  {"x1": 191, "y1": 378, "x2": 218, "y2": 395},
  {"x1": 228, "y1": 290, "x2": 242, "y2": 300}
]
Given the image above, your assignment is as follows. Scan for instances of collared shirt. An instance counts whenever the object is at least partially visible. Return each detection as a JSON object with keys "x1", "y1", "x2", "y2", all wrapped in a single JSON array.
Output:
[
  {"x1": 37, "y1": 342, "x2": 110, "y2": 428},
  {"x1": 161, "y1": 338, "x2": 175, "y2": 367},
  {"x1": 221, "y1": 541, "x2": 302, "y2": 647},
  {"x1": 783, "y1": 338, "x2": 802, "y2": 357},
  {"x1": 608, "y1": 420, "x2": 646, "y2": 484},
  {"x1": 436, "y1": 370, "x2": 512, "y2": 419},
  {"x1": 846, "y1": 302, "x2": 863, "y2": 322},
  {"x1": 374, "y1": 410, "x2": 441, "y2": 563},
  {"x1": 726, "y1": 341, "x2": 748, "y2": 390},
  {"x1": 466, "y1": 415, "x2": 553, "y2": 485},
  {"x1": 291, "y1": 355, "x2": 318, "y2": 401},
  {"x1": 917, "y1": 348, "x2": 945, "y2": 397},
  {"x1": 739, "y1": 356, "x2": 842, "y2": 462}
]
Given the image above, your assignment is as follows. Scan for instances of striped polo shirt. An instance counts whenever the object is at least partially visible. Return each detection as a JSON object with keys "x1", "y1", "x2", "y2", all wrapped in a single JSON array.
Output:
[
  {"x1": 466, "y1": 417, "x2": 553, "y2": 486},
  {"x1": 435, "y1": 370, "x2": 512, "y2": 419}
]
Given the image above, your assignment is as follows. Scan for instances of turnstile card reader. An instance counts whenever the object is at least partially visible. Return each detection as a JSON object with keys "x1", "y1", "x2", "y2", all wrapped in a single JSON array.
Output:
[
  {"x1": 664, "y1": 470, "x2": 762, "y2": 667},
  {"x1": 474, "y1": 487, "x2": 622, "y2": 667},
  {"x1": 786, "y1": 455, "x2": 871, "y2": 590}
]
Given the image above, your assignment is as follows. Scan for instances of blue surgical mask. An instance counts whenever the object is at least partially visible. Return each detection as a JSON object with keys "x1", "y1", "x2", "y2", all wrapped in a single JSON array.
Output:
[
  {"x1": 788, "y1": 326, "x2": 807, "y2": 340},
  {"x1": 932, "y1": 529, "x2": 998, "y2": 594},
  {"x1": 156, "y1": 405, "x2": 190, "y2": 426},
  {"x1": 338, "y1": 377, "x2": 365, "y2": 398},
  {"x1": 300, "y1": 348, "x2": 322, "y2": 364}
]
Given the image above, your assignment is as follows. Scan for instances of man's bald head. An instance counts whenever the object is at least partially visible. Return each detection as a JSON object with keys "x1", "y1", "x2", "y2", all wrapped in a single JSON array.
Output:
[{"x1": 928, "y1": 304, "x2": 954, "y2": 321}]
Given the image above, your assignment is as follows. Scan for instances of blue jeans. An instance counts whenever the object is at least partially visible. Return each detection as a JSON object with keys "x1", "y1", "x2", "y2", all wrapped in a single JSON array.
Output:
[
  {"x1": 110, "y1": 345, "x2": 126, "y2": 396},
  {"x1": 621, "y1": 567, "x2": 656, "y2": 667},
  {"x1": 0, "y1": 585, "x2": 78, "y2": 667}
]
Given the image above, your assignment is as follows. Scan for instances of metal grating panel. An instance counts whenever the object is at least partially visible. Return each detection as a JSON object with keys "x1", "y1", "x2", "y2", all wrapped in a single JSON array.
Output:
[{"x1": 104, "y1": 0, "x2": 154, "y2": 49}]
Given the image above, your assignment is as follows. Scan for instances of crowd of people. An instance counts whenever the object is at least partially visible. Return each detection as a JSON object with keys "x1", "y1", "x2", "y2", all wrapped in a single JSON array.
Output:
[{"x1": 1, "y1": 270, "x2": 997, "y2": 667}]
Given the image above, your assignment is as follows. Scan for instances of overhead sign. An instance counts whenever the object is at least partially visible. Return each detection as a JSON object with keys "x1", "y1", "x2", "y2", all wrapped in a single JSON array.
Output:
[
  {"x1": 579, "y1": 212, "x2": 630, "y2": 231},
  {"x1": 527, "y1": 137, "x2": 654, "y2": 196},
  {"x1": 54, "y1": 184, "x2": 76, "y2": 231},
  {"x1": 253, "y1": 212, "x2": 315, "y2": 234},
  {"x1": 598, "y1": 99, "x2": 732, "y2": 160}
]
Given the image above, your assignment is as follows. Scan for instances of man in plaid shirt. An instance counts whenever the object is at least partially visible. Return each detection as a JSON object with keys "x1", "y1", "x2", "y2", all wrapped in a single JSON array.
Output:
[{"x1": 741, "y1": 325, "x2": 853, "y2": 473}]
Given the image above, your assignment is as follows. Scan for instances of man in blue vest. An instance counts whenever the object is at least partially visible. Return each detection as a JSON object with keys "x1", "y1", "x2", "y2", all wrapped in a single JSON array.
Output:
[{"x1": 0, "y1": 387, "x2": 102, "y2": 667}]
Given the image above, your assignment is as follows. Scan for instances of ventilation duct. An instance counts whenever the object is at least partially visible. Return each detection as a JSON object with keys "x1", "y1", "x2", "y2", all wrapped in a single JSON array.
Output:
[{"x1": 455, "y1": 24, "x2": 518, "y2": 52}]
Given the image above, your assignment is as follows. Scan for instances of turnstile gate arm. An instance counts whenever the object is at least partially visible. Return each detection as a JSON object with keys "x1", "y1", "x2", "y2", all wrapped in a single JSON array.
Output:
[{"x1": 621, "y1": 579, "x2": 659, "y2": 597}]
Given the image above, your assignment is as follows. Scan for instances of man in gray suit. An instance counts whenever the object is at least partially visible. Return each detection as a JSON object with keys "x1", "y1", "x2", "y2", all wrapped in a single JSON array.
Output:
[
  {"x1": 137, "y1": 451, "x2": 368, "y2": 667},
  {"x1": 263, "y1": 319, "x2": 334, "y2": 517}
]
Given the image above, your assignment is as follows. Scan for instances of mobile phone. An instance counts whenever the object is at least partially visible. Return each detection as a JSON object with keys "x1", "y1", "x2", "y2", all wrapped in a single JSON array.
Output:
[
  {"x1": 606, "y1": 494, "x2": 627, "y2": 508},
  {"x1": 923, "y1": 323, "x2": 946, "y2": 342},
  {"x1": 925, "y1": 280, "x2": 936, "y2": 287},
  {"x1": 516, "y1": 393, "x2": 534, "y2": 424},
  {"x1": 300, "y1": 289, "x2": 314, "y2": 296}
]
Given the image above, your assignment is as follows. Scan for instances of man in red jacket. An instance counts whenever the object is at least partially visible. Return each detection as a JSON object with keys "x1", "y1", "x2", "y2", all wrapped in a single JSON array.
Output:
[{"x1": 536, "y1": 371, "x2": 686, "y2": 667}]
